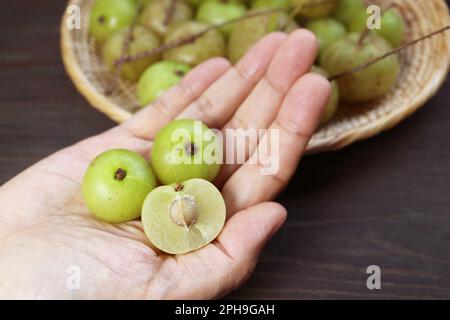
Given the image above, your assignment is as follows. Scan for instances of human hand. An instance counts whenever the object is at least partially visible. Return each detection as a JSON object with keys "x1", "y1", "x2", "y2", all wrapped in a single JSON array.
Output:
[{"x1": 0, "y1": 30, "x2": 330, "y2": 299}]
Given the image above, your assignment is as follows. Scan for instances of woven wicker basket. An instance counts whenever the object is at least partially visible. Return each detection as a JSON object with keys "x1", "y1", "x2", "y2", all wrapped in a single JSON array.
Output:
[{"x1": 61, "y1": 0, "x2": 450, "y2": 153}]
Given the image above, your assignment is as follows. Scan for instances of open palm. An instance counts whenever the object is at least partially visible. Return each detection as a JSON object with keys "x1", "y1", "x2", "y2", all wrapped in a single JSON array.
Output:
[{"x1": 0, "y1": 30, "x2": 330, "y2": 299}]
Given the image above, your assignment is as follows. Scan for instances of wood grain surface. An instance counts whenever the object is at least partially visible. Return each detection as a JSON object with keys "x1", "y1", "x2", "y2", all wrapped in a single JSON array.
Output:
[{"x1": 0, "y1": 0, "x2": 449, "y2": 299}]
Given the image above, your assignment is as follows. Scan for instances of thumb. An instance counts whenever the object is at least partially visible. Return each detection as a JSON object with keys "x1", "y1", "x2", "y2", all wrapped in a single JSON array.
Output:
[
  {"x1": 218, "y1": 201, "x2": 287, "y2": 264},
  {"x1": 169, "y1": 202, "x2": 287, "y2": 299}
]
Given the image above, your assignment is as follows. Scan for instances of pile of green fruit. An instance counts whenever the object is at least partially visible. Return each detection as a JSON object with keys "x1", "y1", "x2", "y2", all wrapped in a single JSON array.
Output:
[
  {"x1": 82, "y1": 119, "x2": 226, "y2": 254},
  {"x1": 89, "y1": 0, "x2": 405, "y2": 124}
]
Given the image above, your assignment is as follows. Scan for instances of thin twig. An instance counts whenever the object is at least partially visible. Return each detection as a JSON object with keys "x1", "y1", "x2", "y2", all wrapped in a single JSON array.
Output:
[
  {"x1": 105, "y1": 4, "x2": 142, "y2": 95},
  {"x1": 358, "y1": 28, "x2": 371, "y2": 45},
  {"x1": 164, "y1": 0, "x2": 177, "y2": 26},
  {"x1": 123, "y1": 7, "x2": 286, "y2": 64},
  {"x1": 329, "y1": 25, "x2": 450, "y2": 81},
  {"x1": 281, "y1": 0, "x2": 337, "y2": 31},
  {"x1": 117, "y1": 0, "x2": 337, "y2": 64},
  {"x1": 281, "y1": 0, "x2": 305, "y2": 31}
]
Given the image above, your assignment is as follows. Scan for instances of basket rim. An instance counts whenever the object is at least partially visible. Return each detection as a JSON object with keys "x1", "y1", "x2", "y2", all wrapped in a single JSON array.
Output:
[
  {"x1": 60, "y1": 11, "x2": 132, "y2": 123},
  {"x1": 60, "y1": 0, "x2": 450, "y2": 153}
]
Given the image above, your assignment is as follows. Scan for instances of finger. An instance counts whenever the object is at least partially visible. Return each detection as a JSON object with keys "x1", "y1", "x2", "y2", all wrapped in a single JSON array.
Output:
[
  {"x1": 72, "y1": 59, "x2": 231, "y2": 162},
  {"x1": 176, "y1": 32, "x2": 288, "y2": 129},
  {"x1": 216, "y1": 29, "x2": 318, "y2": 185},
  {"x1": 73, "y1": 126, "x2": 153, "y2": 161},
  {"x1": 222, "y1": 73, "x2": 331, "y2": 215},
  {"x1": 151, "y1": 202, "x2": 286, "y2": 299},
  {"x1": 122, "y1": 57, "x2": 231, "y2": 140}
]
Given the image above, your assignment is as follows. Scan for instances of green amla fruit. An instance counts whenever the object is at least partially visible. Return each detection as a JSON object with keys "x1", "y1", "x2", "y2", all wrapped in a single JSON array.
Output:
[
  {"x1": 139, "y1": 0, "x2": 193, "y2": 38},
  {"x1": 307, "y1": 18, "x2": 347, "y2": 62},
  {"x1": 251, "y1": 0, "x2": 290, "y2": 10},
  {"x1": 89, "y1": 0, "x2": 136, "y2": 43},
  {"x1": 132, "y1": 0, "x2": 153, "y2": 6},
  {"x1": 375, "y1": 10, "x2": 405, "y2": 47},
  {"x1": 332, "y1": 0, "x2": 365, "y2": 26},
  {"x1": 151, "y1": 119, "x2": 222, "y2": 184},
  {"x1": 321, "y1": 33, "x2": 400, "y2": 103},
  {"x1": 82, "y1": 149, "x2": 157, "y2": 223},
  {"x1": 163, "y1": 21, "x2": 226, "y2": 66},
  {"x1": 311, "y1": 66, "x2": 339, "y2": 125},
  {"x1": 138, "y1": 61, "x2": 192, "y2": 106},
  {"x1": 102, "y1": 26, "x2": 161, "y2": 82},
  {"x1": 186, "y1": 0, "x2": 207, "y2": 7},
  {"x1": 292, "y1": 0, "x2": 338, "y2": 18},
  {"x1": 349, "y1": 8, "x2": 405, "y2": 47},
  {"x1": 228, "y1": 9, "x2": 289, "y2": 64},
  {"x1": 196, "y1": 0, "x2": 247, "y2": 37}
]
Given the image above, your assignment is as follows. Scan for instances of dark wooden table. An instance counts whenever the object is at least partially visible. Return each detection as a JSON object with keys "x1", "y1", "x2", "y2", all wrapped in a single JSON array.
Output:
[{"x1": 1, "y1": 0, "x2": 449, "y2": 299}]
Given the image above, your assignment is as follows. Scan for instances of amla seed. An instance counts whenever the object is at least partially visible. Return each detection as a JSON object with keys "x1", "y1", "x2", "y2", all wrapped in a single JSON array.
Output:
[{"x1": 169, "y1": 195, "x2": 199, "y2": 228}]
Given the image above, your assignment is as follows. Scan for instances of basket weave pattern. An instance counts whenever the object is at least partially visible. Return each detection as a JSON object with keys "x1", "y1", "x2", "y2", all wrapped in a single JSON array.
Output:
[{"x1": 61, "y1": 0, "x2": 450, "y2": 153}]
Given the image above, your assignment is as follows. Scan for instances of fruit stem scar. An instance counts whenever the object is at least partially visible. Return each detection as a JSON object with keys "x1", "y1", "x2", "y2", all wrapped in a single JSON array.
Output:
[
  {"x1": 174, "y1": 183, "x2": 184, "y2": 192},
  {"x1": 98, "y1": 15, "x2": 105, "y2": 24},
  {"x1": 185, "y1": 142, "x2": 197, "y2": 156},
  {"x1": 163, "y1": 0, "x2": 177, "y2": 26},
  {"x1": 175, "y1": 70, "x2": 185, "y2": 77},
  {"x1": 114, "y1": 168, "x2": 127, "y2": 181}
]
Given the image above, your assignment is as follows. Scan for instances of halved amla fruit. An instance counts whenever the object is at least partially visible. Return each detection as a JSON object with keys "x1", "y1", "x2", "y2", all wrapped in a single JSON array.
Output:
[{"x1": 142, "y1": 178, "x2": 226, "y2": 254}]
